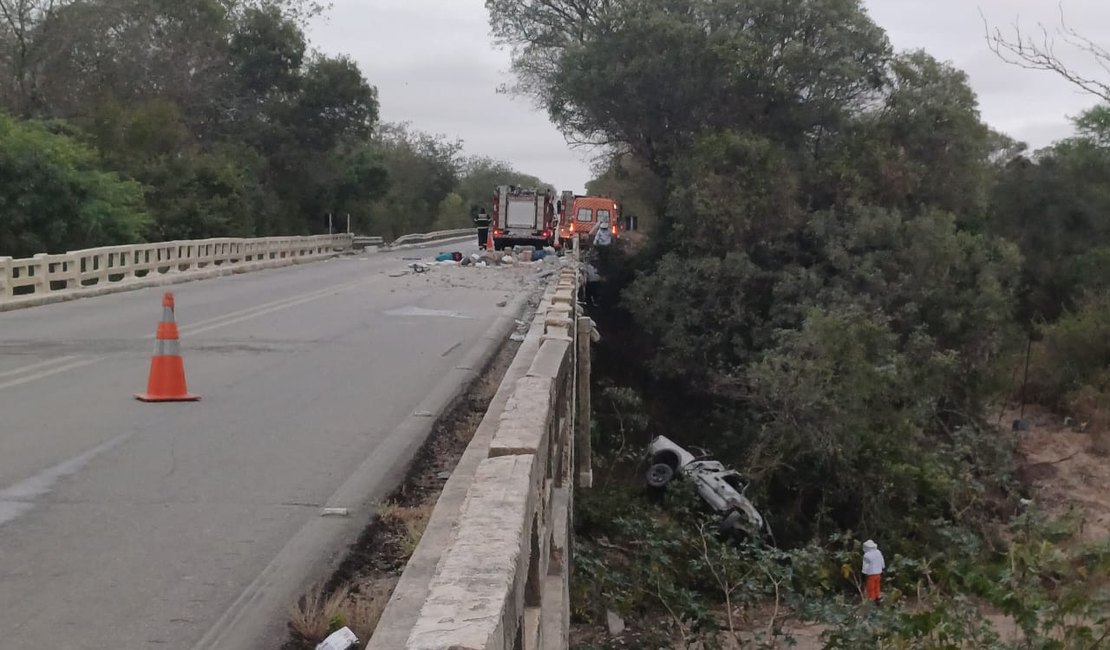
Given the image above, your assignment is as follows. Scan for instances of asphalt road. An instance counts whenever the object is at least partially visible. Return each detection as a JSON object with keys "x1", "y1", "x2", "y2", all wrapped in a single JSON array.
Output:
[{"x1": 0, "y1": 241, "x2": 531, "y2": 649}]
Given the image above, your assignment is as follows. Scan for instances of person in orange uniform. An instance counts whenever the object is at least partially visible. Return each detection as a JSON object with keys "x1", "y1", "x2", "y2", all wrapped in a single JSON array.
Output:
[{"x1": 862, "y1": 539, "x2": 885, "y2": 604}]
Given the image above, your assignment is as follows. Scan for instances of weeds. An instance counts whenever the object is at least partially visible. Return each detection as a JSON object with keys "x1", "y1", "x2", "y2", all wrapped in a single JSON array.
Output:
[
  {"x1": 289, "y1": 584, "x2": 350, "y2": 645},
  {"x1": 377, "y1": 500, "x2": 435, "y2": 557}
]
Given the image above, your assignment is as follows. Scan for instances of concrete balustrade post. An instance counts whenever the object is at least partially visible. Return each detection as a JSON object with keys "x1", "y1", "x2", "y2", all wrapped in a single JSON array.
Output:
[
  {"x1": 0, "y1": 257, "x2": 12, "y2": 298},
  {"x1": 575, "y1": 317, "x2": 593, "y2": 489},
  {"x1": 31, "y1": 254, "x2": 49, "y2": 295}
]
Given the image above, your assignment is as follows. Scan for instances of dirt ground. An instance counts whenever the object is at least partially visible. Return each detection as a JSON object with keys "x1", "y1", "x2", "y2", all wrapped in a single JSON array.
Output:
[{"x1": 1007, "y1": 404, "x2": 1110, "y2": 544}]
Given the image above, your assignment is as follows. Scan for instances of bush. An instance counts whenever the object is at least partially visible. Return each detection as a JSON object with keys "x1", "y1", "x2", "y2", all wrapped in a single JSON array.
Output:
[
  {"x1": 0, "y1": 113, "x2": 149, "y2": 257},
  {"x1": 1026, "y1": 292, "x2": 1110, "y2": 449}
]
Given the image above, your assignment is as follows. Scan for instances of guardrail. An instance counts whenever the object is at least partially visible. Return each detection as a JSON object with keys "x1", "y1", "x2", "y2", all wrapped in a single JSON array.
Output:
[
  {"x1": 0, "y1": 234, "x2": 353, "y2": 311},
  {"x1": 352, "y1": 236, "x2": 385, "y2": 249},
  {"x1": 389, "y1": 228, "x2": 474, "y2": 247},
  {"x1": 369, "y1": 256, "x2": 589, "y2": 649}
]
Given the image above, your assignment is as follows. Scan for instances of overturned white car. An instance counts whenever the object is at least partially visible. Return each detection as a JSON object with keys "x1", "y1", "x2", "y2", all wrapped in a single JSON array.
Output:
[{"x1": 645, "y1": 435, "x2": 767, "y2": 541}]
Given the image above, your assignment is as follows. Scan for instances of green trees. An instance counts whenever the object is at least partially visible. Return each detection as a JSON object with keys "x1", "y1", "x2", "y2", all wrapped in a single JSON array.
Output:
[
  {"x1": 0, "y1": 114, "x2": 148, "y2": 258},
  {"x1": 0, "y1": 0, "x2": 548, "y2": 255},
  {"x1": 492, "y1": 0, "x2": 1028, "y2": 541},
  {"x1": 989, "y1": 106, "x2": 1110, "y2": 323}
]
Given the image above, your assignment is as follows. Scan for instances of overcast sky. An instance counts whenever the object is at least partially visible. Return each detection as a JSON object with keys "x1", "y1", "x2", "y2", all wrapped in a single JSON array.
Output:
[{"x1": 308, "y1": 0, "x2": 1110, "y2": 194}]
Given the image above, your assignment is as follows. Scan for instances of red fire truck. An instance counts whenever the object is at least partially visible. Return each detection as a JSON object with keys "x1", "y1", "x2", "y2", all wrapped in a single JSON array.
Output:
[{"x1": 490, "y1": 185, "x2": 558, "y2": 251}]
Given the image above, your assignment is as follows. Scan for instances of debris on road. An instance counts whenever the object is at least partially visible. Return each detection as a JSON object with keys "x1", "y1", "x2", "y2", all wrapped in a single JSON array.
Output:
[
  {"x1": 385, "y1": 245, "x2": 574, "y2": 304},
  {"x1": 321, "y1": 508, "x2": 350, "y2": 518},
  {"x1": 509, "y1": 333, "x2": 527, "y2": 342},
  {"x1": 315, "y1": 627, "x2": 359, "y2": 650}
]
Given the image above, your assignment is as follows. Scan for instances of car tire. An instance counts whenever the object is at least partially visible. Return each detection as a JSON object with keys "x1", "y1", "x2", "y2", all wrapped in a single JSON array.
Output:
[
  {"x1": 645, "y1": 463, "x2": 674, "y2": 488},
  {"x1": 718, "y1": 511, "x2": 749, "y2": 542}
]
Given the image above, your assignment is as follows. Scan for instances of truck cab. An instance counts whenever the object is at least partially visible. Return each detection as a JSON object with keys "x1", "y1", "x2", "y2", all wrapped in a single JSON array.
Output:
[{"x1": 490, "y1": 185, "x2": 557, "y2": 251}]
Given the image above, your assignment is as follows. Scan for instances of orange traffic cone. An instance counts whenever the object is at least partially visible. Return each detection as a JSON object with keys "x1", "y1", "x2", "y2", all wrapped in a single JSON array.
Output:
[{"x1": 136, "y1": 292, "x2": 199, "y2": 402}]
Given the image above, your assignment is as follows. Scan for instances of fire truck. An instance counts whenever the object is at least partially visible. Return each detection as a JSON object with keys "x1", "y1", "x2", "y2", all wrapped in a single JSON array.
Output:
[{"x1": 490, "y1": 185, "x2": 558, "y2": 251}]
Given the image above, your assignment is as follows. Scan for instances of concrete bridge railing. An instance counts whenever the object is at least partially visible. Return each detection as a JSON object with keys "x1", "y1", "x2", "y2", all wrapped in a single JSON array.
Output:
[
  {"x1": 370, "y1": 257, "x2": 590, "y2": 650},
  {"x1": 0, "y1": 234, "x2": 354, "y2": 311}
]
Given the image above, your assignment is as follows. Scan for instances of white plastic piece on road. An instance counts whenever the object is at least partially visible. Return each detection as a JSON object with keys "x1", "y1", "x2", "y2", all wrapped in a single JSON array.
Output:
[
  {"x1": 320, "y1": 508, "x2": 350, "y2": 518},
  {"x1": 316, "y1": 626, "x2": 359, "y2": 650}
]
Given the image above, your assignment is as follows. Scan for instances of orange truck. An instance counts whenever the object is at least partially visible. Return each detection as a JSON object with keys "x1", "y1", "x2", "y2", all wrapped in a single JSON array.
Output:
[{"x1": 559, "y1": 194, "x2": 620, "y2": 245}]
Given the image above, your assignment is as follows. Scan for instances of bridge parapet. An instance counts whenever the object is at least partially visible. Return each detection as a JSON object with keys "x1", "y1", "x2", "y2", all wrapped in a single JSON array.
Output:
[
  {"x1": 0, "y1": 234, "x2": 353, "y2": 310},
  {"x1": 371, "y1": 257, "x2": 588, "y2": 650}
]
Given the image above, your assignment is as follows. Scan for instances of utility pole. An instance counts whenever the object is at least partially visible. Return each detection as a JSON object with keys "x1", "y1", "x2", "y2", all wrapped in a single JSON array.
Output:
[
  {"x1": 328, "y1": 213, "x2": 333, "y2": 235},
  {"x1": 347, "y1": 213, "x2": 351, "y2": 235}
]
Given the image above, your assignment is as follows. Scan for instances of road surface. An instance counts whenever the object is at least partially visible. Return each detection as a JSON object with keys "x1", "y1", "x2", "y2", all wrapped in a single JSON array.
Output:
[{"x1": 0, "y1": 242, "x2": 535, "y2": 649}]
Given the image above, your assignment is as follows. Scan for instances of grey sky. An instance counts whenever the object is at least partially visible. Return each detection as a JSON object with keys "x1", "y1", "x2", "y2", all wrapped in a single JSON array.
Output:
[{"x1": 309, "y1": 0, "x2": 1110, "y2": 194}]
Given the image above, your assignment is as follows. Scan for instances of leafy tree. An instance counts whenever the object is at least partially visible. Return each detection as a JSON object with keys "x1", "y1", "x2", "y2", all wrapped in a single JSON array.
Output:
[
  {"x1": 504, "y1": 0, "x2": 892, "y2": 180},
  {"x1": 0, "y1": 0, "x2": 73, "y2": 114},
  {"x1": 455, "y1": 156, "x2": 549, "y2": 211},
  {"x1": 989, "y1": 106, "x2": 1110, "y2": 323},
  {"x1": 366, "y1": 124, "x2": 462, "y2": 238},
  {"x1": 585, "y1": 154, "x2": 663, "y2": 231},
  {"x1": 493, "y1": 0, "x2": 1026, "y2": 543},
  {"x1": 0, "y1": 112, "x2": 148, "y2": 257}
]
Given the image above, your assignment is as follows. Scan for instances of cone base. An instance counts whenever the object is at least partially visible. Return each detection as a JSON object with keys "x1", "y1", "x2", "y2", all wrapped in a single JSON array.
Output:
[{"x1": 135, "y1": 393, "x2": 200, "y2": 403}]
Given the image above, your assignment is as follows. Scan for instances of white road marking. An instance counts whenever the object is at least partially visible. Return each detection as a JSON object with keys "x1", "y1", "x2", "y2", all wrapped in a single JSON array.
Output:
[{"x1": 0, "y1": 433, "x2": 132, "y2": 527}]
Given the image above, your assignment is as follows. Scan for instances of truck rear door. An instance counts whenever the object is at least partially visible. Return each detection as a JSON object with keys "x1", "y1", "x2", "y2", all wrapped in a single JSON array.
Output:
[{"x1": 506, "y1": 197, "x2": 538, "y2": 229}]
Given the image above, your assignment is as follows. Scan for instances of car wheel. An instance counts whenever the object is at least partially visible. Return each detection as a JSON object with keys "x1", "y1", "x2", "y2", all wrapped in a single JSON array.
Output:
[{"x1": 645, "y1": 462, "x2": 674, "y2": 488}]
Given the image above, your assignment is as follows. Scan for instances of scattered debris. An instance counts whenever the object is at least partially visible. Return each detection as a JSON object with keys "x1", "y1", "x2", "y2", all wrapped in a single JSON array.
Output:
[
  {"x1": 390, "y1": 245, "x2": 568, "y2": 280},
  {"x1": 321, "y1": 508, "x2": 350, "y2": 518},
  {"x1": 315, "y1": 627, "x2": 359, "y2": 650},
  {"x1": 436, "y1": 471, "x2": 452, "y2": 480},
  {"x1": 496, "y1": 300, "x2": 508, "y2": 307},
  {"x1": 509, "y1": 333, "x2": 527, "y2": 342}
]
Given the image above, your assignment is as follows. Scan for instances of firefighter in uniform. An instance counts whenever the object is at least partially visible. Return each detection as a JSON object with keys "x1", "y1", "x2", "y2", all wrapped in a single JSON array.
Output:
[{"x1": 472, "y1": 205, "x2": 492, "y2": 250}]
